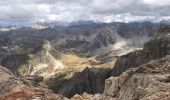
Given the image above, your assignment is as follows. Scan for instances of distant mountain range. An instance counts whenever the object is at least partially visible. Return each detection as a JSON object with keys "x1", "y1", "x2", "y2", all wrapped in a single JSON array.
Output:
[{"x1": 1, "y1": 19, "x2": 170, "y2": 28}]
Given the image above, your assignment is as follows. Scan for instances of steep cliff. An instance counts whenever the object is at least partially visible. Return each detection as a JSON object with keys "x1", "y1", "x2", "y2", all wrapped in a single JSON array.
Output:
[{"x1": 47, "y1": 67, "x2": 112, "y2": 98}]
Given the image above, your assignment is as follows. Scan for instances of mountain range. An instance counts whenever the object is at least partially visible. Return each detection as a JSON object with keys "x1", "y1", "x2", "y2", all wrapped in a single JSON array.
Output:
[{"x1": 0, "y1": 21, "x2": 169, "y2": 100}]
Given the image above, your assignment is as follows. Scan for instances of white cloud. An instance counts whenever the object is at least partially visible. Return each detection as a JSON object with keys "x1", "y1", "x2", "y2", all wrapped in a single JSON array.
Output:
[
  {"x1": 0, "y1": 0, "x2": 170, "y2": 23},
  {"x1": 143, "y1": 0, "x2": 170, "y2": 6}
]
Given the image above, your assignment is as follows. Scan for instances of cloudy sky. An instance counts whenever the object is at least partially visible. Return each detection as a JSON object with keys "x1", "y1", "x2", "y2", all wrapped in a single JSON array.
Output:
[{"x1": 1, "y1": 0, "x2": 170, "y2": 24}]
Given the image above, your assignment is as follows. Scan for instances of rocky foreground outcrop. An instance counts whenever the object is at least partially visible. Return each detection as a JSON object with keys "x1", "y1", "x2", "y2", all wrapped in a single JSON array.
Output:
[
  {"x1": 0, "y1": 65, "x2": 68, "y2": 100},
  {"x1": 0, "y1": 66, "x2": 23, "y2": 96},
  {"x1": 104, "y1": 55, "x2": 170, "y2": 100},
  {"x1": 1, "y1": 87, "x2": 68, "y2": 100}
]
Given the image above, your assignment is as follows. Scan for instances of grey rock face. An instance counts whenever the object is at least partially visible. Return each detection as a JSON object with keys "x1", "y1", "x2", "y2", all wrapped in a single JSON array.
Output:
[
  {"x1": 86, "y1": 29, "x2": 117, "y2": 52},
  {"x1": 112, "y1": 32, "x2": 170, "y2": 76},
  {"x1": 116, "y1": 22, "x2": 157, "y2": 38}
]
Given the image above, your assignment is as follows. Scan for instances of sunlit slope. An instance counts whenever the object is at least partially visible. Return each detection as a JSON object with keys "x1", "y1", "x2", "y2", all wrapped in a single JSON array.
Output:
[
  {"x1": 1, "y1": 40, "x2": 115, "y2": 79},
  {"x1": 1, "y1": 38, "x2": 141, "y2": 79}
]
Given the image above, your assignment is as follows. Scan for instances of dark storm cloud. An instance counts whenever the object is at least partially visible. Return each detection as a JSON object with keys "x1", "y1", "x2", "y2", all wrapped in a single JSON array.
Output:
[{"x1": 0, "y1": 0, "x2": 170, "y2": 22}]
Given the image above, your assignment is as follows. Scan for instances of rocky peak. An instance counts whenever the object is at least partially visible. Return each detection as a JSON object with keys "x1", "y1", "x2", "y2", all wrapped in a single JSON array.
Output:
[
  {"x1": 42, "y1": 40, "x2": 51, "y2": 50},
  {"x1": 1, "y1": 39, "x2": 64, "y2": 78},
  {"x1": 33, "y1": 40, "x2": 51, "y2": 53}
]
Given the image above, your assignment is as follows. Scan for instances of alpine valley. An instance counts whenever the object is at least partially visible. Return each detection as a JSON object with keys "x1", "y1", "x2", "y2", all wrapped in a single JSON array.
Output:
[{"x1": 0, "y1": 21, "x2": 170, "y2": 100}]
